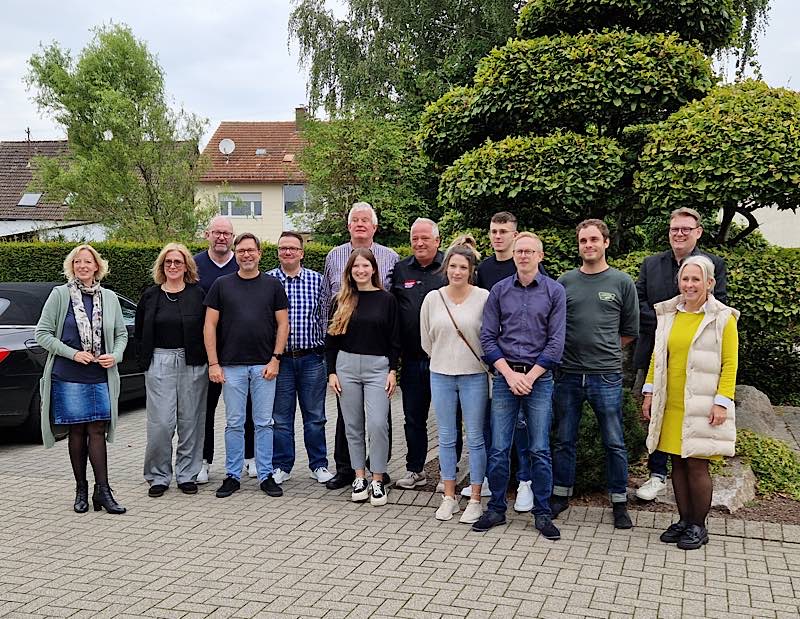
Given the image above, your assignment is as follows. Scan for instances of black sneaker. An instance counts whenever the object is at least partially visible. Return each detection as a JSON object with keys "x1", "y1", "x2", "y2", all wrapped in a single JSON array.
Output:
[
  {"x1": 471, "y1": 510, "x2": 506, "y2": 532},
  {"x1": 370, "y1": 480, "x2": 388, "y2": 506},
  {"x1": 534, "y1": 515, "x2": 561, "y2": 541},
  {"x1": 215, "y1": 476, "x2": 240, "y2": 498},
  {"x1": 677, "y1": 524, "x2": 709, "y2": 550},
  {"x1": 351, "y1": 477, "x2": 369, "y2": 502},
  {"x1": 550, "y1": 495, "x2": 569, "y2": 519},
  {"x1": 178, "y1": 482, "x2": 198, "y2": 495},
  {"x1": 612, "y1": 502, "x2": 633, "y2": 529},
  {"x1": 260, "y1": 475, "x2": 283, "y2": 497},
  {"x1": 660, "y1": 520, "x2": 690, "y2": 544},
  {"x1": 148, "y1": 484, "x2": 168, "y2": 498},
  {"x1": 326, "y1": 471, "x2": 356, "y2": 490}
]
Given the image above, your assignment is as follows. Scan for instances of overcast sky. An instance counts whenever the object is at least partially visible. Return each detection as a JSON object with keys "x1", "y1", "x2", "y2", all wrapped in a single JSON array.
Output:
[{"x1": 0, "y1": 0, "x2": 797, "y2": 146}]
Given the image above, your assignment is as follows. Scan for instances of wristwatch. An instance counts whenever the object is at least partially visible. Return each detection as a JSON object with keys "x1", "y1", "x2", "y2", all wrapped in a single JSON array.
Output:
[{"x1": 272, "y1": 353, "x2": 283, "y2": 361}]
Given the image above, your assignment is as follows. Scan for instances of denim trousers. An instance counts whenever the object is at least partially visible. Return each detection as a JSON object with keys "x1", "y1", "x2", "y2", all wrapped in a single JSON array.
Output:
[
  {"x1": 487, "y1": 371, "x2": 554, "y2": 516},
  {"x1": 430, "y1": 371, "x2": 488, "y2": 485},
  {"x1": 222, "y1": 365, "x2": 277, "y2": 482},
  {"x1": 272, "y1": 352, "x2": 329, "y2": 473},
  {"x1": 552, "y1": 371, "x2": 628, "y2": 503}
]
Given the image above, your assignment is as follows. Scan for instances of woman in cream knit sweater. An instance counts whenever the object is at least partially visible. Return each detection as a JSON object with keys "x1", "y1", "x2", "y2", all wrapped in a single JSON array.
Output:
[
  {"x1": 420, "y1": 244, "x2": 490, "y2": 524},
  {"x1": 642, "y1": 255, "x2": 739, "y2": 550}
]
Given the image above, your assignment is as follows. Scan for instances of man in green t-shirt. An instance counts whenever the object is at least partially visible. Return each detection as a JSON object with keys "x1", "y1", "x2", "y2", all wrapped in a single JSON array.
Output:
[{"x1": 551, "y1": 219, "x2": 639, "y2": 530}]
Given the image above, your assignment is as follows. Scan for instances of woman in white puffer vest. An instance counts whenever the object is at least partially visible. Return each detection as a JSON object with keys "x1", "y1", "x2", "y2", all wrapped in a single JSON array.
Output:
[{"x1": 642, "y1": 255, "x2": 739, "y2": 551}]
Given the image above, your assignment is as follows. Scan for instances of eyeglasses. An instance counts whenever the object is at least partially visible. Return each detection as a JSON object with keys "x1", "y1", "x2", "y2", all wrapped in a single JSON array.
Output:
[
  {"x1": 278, "y1": 246, "x2": 302, "y2": 253},
  {"x1": 235, "y1": 248, "x2": 259, "y2": 255},
  {"x1": 164, "y1": 259, "x2": 185, "y2": 267},
  {"x1": 669, "y1": 226, "x2": 699, "y2": 236},
  {"x1": 210, "y1": 230, "x2": 233, "y2": 238},
  {"x1": 514, "y1": 249, "x2": 538, "y2": 256}
]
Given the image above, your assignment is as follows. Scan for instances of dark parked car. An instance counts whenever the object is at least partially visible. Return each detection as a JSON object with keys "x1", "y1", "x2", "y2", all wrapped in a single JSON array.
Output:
[{"x1": 0, "y1": 282, "x2": 145, "y2": 441}]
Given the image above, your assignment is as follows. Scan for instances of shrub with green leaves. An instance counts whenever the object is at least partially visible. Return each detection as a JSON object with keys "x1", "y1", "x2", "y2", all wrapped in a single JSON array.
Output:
[
  {"x1": 417, "y1": 86, "x2": 479, "y2": 167},
  {"x1": 736, "y1": 429, "x2": 800, "y2": 500}
]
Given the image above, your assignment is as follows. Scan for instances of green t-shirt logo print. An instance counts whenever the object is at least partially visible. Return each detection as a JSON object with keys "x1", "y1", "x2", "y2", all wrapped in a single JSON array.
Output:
[{"x1": 598, "y1": 292, "x2": 617, "y2": 302}]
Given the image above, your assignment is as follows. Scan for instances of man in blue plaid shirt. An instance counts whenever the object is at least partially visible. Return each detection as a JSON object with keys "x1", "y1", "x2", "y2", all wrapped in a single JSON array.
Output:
[{"x1": 266, "y1": 231, "x2": 333, "y2": 486}]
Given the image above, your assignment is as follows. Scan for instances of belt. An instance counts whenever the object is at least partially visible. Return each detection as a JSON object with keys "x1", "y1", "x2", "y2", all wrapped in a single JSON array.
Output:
[
  {"x1": 285, "y1": 346, "x2": 324, "y2": 359},
  {"x1": 509, "y1": 363, "x2": 534, "y2": 373}
]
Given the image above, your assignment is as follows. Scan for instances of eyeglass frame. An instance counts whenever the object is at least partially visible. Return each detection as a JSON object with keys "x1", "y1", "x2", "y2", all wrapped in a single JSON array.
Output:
[{"x1": 669, "y1": 226, "x2": 700, "y2": 236}]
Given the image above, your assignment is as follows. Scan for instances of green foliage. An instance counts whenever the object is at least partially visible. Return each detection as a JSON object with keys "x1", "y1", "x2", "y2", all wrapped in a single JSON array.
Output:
[
  {"x1": 636, "y1": 80, "x2": 800, "y2": 246},
  {"x1": 736, "y1": 429, "x2": 800, "y2": 500},
  {"x1": 26, "y1": 24, "x2": 208, "y2": 242},
  {"x1": 572, "y1": 389, "x2": 647, "y2": 493},
  {"x1": 297, "y1": 114, "x2": 436, "y2": 246},
  {"x1": 517, "y1": 0, "x2": 737, "y2": 53},
  {"x1": 417, "y1": 86, "x2": 479, "y2": 167},
  {"x1": 288, "y1": 0, "x2": 521, "y2": 117},
  {"x1": 471, "y1": 31, "x2": 714, "y2": 139},
  {"x1": 438, "y1": 133, "x2": 629, "y2": 229}
]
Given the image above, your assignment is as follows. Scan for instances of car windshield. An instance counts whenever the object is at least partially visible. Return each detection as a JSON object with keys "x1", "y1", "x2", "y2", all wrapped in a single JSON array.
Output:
[{"x1": 0, "y1": 289, "x2": 47, "y2": 326}]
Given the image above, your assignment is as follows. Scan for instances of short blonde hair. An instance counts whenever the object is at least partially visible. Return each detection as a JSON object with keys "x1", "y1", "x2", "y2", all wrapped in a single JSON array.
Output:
[
  {"x1": 512, "y1": 231, "x2": 543, "y2": 252},
  {"x1": 678, "y1": 255, "x2": 716, "y2": 290},
  {"x1": 152, "y1": 243, "x2": 199, "y2": 285},
  {"x1": 63, "y1": 244, "x2": 109, "y2": 282}
]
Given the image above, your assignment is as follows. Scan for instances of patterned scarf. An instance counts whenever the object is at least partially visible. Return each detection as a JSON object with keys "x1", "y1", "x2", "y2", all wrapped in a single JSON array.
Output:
[{"x1": 67, "y1": 279, "x2": 103, "y2": 359}]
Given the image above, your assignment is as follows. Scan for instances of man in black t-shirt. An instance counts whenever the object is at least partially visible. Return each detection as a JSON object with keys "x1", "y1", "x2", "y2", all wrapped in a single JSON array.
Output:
[{"x1": 204, "y1": 233, "x2": 289, "y2": 499}]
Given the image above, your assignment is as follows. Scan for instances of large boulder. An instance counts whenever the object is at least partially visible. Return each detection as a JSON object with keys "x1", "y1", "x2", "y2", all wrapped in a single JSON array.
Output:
[
  {"x1": 654, "y1": 457, "x2": 756, "y2": 513},
  {"x1": 735, "y1": 384, "x2": 778, "y2": 435}
]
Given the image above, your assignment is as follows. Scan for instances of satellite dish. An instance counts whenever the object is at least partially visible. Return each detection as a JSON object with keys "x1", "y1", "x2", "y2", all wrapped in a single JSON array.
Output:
[{"x1": 219, "y1": 138, "x2": 236, "y2": 155}]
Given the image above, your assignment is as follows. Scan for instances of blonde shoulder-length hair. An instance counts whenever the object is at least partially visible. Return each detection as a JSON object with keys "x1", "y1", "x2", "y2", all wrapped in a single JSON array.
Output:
[
  {"x1": 151, "y1": 242, "x2": 199, "y2": 285},
  {"x1": 63, "y1": 244, "x2": 109, "y2": 282}
]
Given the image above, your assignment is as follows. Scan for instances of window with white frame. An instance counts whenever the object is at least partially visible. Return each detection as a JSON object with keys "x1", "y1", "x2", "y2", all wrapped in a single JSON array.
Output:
[
  {"x1": 283, "y1": 184, "x2": 309, "y2": 230},
  {"x1": 219, "y1": 192, "x2": 262, "y2": 218}
]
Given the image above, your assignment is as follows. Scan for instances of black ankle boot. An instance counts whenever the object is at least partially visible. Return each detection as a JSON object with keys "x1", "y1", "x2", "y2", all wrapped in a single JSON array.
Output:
[
  {"x1": 92, "y1": 483, "x2": 126, "y2": 514},
  {"x1": 612, "y1": 501, "x2": 633, "y2": 529},
  {"x1": 74, "y1": 481, "x2": 89, "y2": 513}
]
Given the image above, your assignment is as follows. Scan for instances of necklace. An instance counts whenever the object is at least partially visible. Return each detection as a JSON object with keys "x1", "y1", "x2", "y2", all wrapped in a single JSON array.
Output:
[{"x1": 162, "y1": 285, "x2": 184, "y2": 302}]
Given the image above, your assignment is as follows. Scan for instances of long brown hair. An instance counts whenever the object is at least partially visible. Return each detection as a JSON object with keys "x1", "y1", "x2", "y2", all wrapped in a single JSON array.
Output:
[{"x1": 328, "y1": 248, "x2": 382, "y2": 336}]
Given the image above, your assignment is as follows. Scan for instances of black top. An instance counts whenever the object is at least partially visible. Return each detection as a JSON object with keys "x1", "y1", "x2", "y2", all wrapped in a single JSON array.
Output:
[
  {"x1": 194, "y1": 250, "x2": 238, "y2": 295},
  {"x1": 476, "y1": 255, "x2": 549, "y2": 291},
  {"x1": 632, "y1": 247, "x2": 727, "y2": 369},
  {"x1": 135, "y1": 283, "x2": 207, "y2": 368},
  {"x1": 325, "y1": 289, "x2": 401, "y2": 372},
  {"x1": 52, "y1": 293, "x2": 106, "y2": 384},
  {"x1": 390, "y1": 251, "x2": 446, "y2": 360},
  {"x1": 204, "y1": 273, "x2": 289, "y2": 366}
]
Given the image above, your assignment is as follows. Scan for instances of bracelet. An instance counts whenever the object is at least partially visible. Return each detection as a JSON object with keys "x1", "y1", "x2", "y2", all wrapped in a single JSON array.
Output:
[{"x1": 209, "y1": 362, "x2": 219, "y2": 367}]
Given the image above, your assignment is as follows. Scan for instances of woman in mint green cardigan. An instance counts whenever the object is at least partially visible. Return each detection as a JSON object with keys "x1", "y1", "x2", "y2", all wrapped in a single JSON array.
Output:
[{"x1": 35, "y1": 245, "x2": 128, "y2": 514}]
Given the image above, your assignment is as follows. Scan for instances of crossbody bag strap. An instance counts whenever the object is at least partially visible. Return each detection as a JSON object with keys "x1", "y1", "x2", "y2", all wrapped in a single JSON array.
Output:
[{"x1": 437, "y1": 289, "x2": 487, "y2": 369}]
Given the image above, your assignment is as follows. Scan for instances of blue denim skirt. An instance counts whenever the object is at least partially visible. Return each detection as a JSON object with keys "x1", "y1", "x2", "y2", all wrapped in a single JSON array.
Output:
[{"x1": 51, "y1": 380, "x2": 111, "y2": 424}]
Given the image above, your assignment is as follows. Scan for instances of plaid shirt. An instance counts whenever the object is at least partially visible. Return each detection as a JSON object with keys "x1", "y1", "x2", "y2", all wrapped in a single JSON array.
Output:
[
  {"x1": 320, "y1": 242, "x2": 399, "y2": 326},
  {"x1": 266, "y1": 267, "x2": 325, "y2": 350}
]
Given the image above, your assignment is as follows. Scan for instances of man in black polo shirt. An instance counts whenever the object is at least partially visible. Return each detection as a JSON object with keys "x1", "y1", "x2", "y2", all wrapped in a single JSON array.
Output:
[{"x1": 392, "y1": 218, "x2": 446, "y2": 489}]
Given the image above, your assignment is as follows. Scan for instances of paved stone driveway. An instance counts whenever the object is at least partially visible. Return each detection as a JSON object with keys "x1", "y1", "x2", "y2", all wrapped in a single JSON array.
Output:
[{"x1": 1, "y1": 391, "x2": 799, "y2": 618}]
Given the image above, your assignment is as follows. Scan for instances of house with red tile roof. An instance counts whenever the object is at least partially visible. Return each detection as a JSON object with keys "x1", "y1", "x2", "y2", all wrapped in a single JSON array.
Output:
[
  {"x1": 0, "y1": 140, "x2": 105, "y2": 240},
  {"x1": 196, "y1": 108, "x2": 309, "y2": 242}
]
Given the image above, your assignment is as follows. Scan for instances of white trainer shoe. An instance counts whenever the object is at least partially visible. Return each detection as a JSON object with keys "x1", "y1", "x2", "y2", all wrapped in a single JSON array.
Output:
[
  {"x1": 636, "y1": 476, "x2": 667, "y2": 501},
  {"x1": 461, "y1": 478, "x2": 491, "y2": 497},
  {"x1": 435, "y1": 495, "x2": 460, "y2": 521},
  {"x1": 272, "y1": 468, "x2": 291, "y2": 485},
  {"x1": 310, "y1": 467, "x2": 334, "y2": 483},
  {"x1": 197, "y1": 461, "x2": 209, "y2": 484},
  {"x1": 244, "y1": 458, "x2": 258, "y2": 478},
  {"x1": 514, "y1": 480, "x2": 534, "y2": 512},
  {"x1": 396, "y1": 470, "x2": 427, "y2": 489},
  {"x1": 459, "y1": 500, "x2": 483, "y2": 524}
]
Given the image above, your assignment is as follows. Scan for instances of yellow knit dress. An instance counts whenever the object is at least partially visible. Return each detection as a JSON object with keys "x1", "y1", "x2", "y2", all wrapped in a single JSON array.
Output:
[{"x1": 646, "y1": 311, "x2": 738, "y2": 456}]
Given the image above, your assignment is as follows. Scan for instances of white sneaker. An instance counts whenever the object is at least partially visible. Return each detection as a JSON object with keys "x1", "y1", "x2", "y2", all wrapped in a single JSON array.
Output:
[
  {"x1": 244, "y1": 458, "x2": 258, "y2": 478},
  {"x1": 435, "y1": 481, "x2": 445, "y2": 494},
  {"x1": 513, "y1": 480, "x2": 534, "y2": 512},
  {"x1": 197, "y1": 461, "x2": 209, "y2": 484},
  {"x1": 435, "y1": 495, "x2": 460, "y2": 521},
  {"x1": 636, "y1": 476, "x2": 667, "y2": 501},
  {"x1": 459, "y1": 500, "x2": 483, "y2": 524},
  {"x1": 461, "y1": 478, "x2": 491, "y2": 497},
  {"x1": 310, "y1": 467, "x2": 334, "y2": 483},
  {"x1": 272, "y1": 468, "x2": 291, "y2": 485},
  {"x1": 396, "y1": 470, "x2": 427, "y2": 489}
]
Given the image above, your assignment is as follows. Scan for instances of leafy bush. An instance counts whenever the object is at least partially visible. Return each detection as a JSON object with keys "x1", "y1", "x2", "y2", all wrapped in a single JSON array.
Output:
[
  {"x1": 736, "y1": 429, "x2": 800, "y2": 500},
  {"x1": 417, "y1": 86, "x2": 480, "y2": 167},
  {"x1": 517, "y1": 0, "x2": 736, "y2": 53}
]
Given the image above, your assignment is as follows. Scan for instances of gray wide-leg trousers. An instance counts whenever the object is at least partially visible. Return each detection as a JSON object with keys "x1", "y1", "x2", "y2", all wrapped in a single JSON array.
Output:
[
  {"x1": 143, "y1": 348, "x2": 208, "y2": 486},
  {"x1": 336, "y1": 351, "x2": 390, "y2": 474}
]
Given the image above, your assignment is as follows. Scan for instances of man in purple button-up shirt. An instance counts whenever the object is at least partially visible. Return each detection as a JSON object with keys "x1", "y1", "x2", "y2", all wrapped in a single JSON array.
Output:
[{"x1": 474, "y1": 232, "x2": 566, "y2": 541}]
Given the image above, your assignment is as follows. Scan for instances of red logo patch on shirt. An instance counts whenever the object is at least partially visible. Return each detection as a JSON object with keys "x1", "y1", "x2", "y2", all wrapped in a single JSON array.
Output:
[{"x1": 404, "y1": 280, "x2": 417, "y2": 289}]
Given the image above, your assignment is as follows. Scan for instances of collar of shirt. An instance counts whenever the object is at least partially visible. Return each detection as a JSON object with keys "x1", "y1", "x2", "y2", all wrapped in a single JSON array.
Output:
[
  {"x1": 275, "y1": 266, "x2": 305, "y2": 282},
  {"x1": 677, "y1": 301, "x2": 707, "y2": 314},
  {"x1": 410, "y1": 251, "x2": 444, "y2": 271},
  {"x1": 512, "y1": 270, "x2": 544, "y2": 288}
]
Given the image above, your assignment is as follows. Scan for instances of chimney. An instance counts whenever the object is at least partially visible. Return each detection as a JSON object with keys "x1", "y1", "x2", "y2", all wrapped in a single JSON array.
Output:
[{"x1": 295, "y1": 105, "x2": 307, "y2": 126}]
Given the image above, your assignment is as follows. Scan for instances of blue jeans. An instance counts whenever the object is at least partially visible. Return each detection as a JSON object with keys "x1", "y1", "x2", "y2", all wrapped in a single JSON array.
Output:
[
  {"x1": 552, "y1": 372, "x2": 628, "y2": 503},
  {"x1": 487, "y1": 371, "x2": 554, "y2": 516},
  {"x1": 514, "y1": 413, "x2": 531, "y2": 482},
  {"x1": 272, "y1": 352, "x2": 328, "y2": 473},
  {"x1": 430, "y1": 372, "x2": 488, "y2": 484},
  {"x1": 222, "y1": 365, "x2": 277, "y2": 481}
]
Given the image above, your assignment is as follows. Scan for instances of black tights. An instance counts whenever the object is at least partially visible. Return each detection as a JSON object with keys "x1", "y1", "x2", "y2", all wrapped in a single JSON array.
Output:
[
  {"x1": 670, "y1": 455, "x2": 712, "y2": 527},
  {"x1": 68, "y1": 421, "x2": 109, "y2": 486}
]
